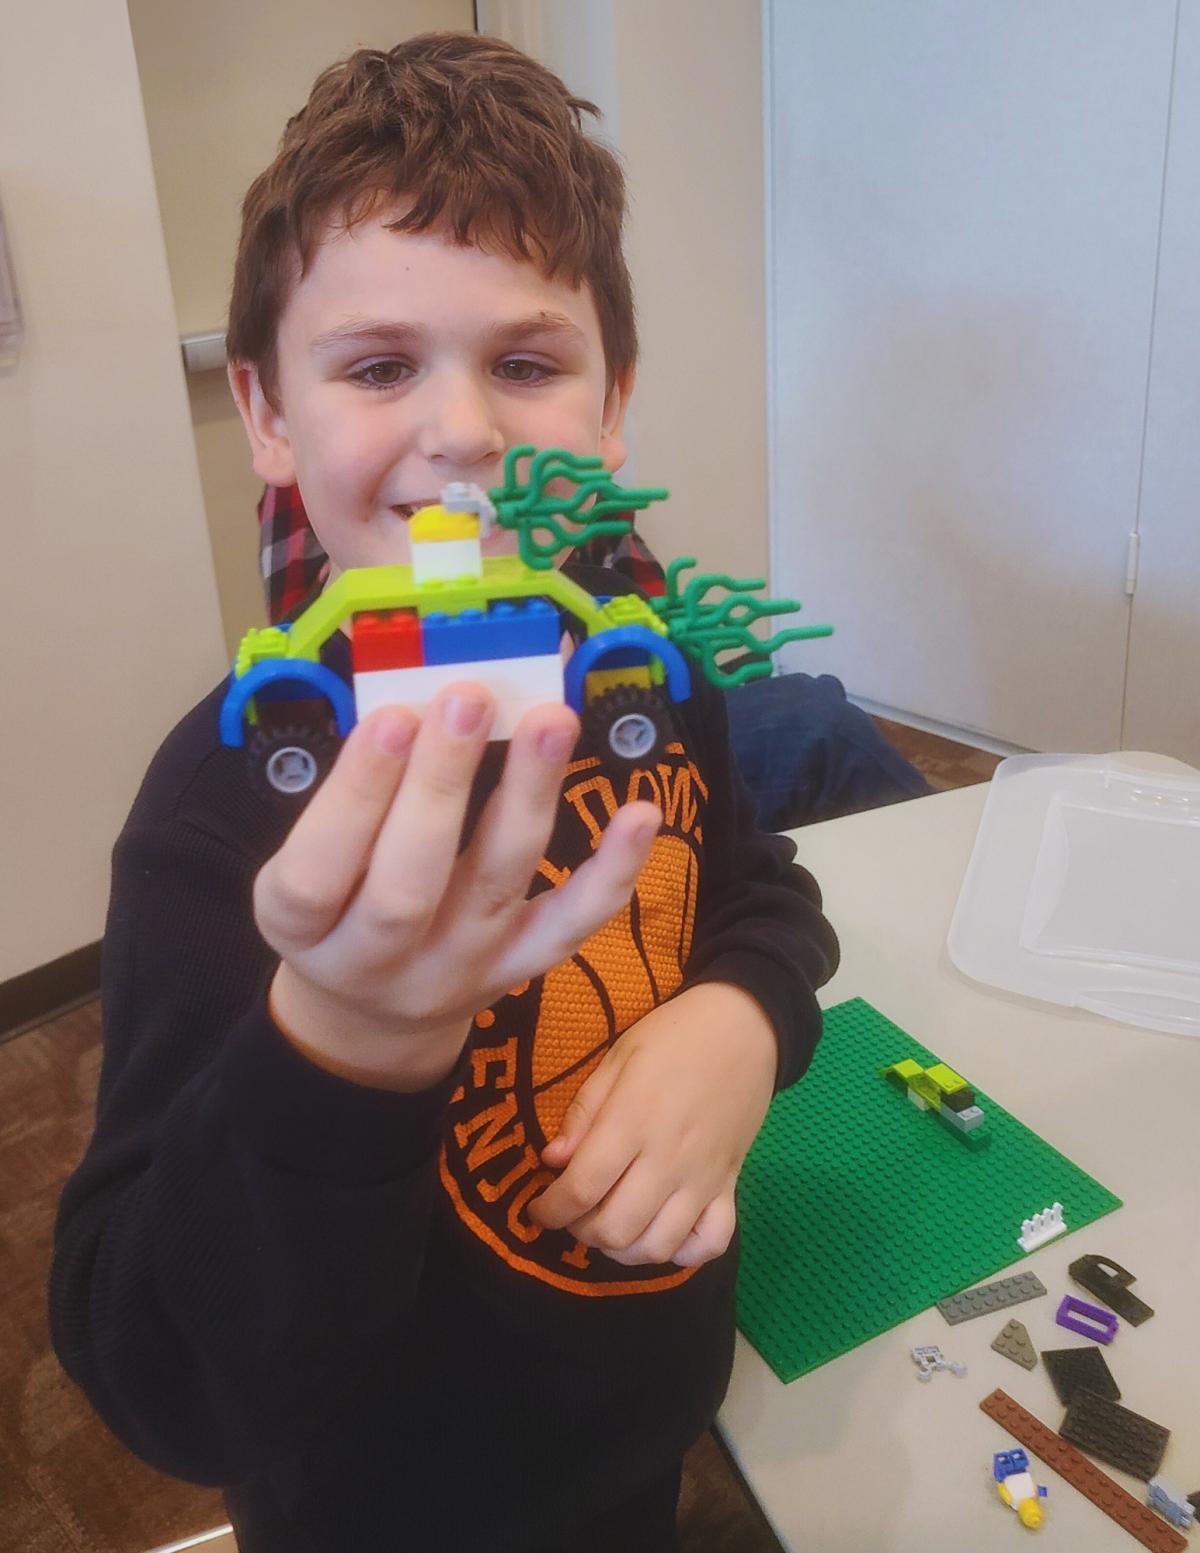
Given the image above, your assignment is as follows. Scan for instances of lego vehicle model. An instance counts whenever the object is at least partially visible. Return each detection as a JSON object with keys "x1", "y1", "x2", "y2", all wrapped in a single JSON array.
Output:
[
  {"x1": 220, "y1": 446, "x2": 832, "y2": 797},
  {"x1": 993, "y1": 1449, "x2": 1048, "y2": 1529},
  {"x1": 880, "y1": 1056, "x2": 991, "y2": 1150}
]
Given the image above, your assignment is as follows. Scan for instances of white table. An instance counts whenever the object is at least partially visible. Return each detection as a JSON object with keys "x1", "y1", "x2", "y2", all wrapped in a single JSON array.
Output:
[{"x1": 719, "y1": 781, "x2": 1200, "y2": 1553}]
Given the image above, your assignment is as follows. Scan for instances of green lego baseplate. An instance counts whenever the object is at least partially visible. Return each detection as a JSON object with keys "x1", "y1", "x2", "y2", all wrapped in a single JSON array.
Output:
[{"x1": 735, "y1": 998, "x2": 1123, "y2": 1384}]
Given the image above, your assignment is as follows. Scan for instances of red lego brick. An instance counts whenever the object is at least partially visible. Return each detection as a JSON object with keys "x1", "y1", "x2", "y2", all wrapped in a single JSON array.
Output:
[
  {"x1": 980, "y1": 1389, "x2": 1186, "y2": 1553},
  {"x1": 351, "y1": 610, "x2": 422, "y2": 672}
]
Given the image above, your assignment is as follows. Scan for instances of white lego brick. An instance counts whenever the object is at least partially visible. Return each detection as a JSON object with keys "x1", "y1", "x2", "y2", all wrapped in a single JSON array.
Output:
[
  {"x1": 411, "y1": 537, "x2": 482, "y2": 584},
  {"x1": 354, "y1": 654, "x2": 564, "y2": 740},
  {"x1": 1017, "y1": 1201, "x2": 1067, "y2": 1253}
]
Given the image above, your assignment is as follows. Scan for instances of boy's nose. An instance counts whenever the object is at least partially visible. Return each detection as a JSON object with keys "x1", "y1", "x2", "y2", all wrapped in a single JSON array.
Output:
[{"x1": 415, "y1": 372, "x2": 505, "y2": 472}]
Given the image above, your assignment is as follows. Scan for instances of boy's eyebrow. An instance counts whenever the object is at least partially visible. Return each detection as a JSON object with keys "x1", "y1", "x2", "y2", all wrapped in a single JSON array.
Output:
[
  {"x1": 484, "y1": 313, "x2": 588, "y2": 349},
  {"x1": 308, "y1": 313, "x2": 588, "y2": 356}
]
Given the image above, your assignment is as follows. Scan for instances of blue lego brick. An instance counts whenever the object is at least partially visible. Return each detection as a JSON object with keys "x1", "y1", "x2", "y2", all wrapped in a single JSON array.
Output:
[{"x1": 421, "y1": 599, "x2": 560, "y2": 666}]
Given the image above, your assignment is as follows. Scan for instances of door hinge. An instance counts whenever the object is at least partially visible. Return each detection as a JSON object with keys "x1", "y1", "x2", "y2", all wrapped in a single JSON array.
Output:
[{"x1": 1124, "y1": 531, "x2": 1141, "y2": 597}]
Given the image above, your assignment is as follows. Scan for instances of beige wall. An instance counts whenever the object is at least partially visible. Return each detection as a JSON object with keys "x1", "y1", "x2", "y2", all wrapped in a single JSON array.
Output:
[
  {"x1": 0, "y1": 1, "x2": 227, "y2": 980},
  {"x1": 614, "y1": 0, "x2": 768, "y2": 582},
  {"x1": 127, "y1": 0, "x2": 474, "y2": 654},
  {"x1": 479, "y1": 0, "x2": 769, "y2": 582}
]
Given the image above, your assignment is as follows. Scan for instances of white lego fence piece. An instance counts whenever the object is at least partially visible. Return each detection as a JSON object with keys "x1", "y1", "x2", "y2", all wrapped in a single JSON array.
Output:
[{"x1": 1017, "y1": 1202, "x2": 1066, "y2": 1253}]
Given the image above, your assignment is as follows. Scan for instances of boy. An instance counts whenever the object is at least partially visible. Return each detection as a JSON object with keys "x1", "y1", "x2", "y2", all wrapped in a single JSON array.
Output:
[{"x1": 50, "y1": 33, "x2": 838, "y2": 1552}]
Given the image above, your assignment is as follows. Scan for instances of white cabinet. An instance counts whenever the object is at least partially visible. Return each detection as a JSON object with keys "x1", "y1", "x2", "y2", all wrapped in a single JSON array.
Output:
[{"x1": 766, "y1": 0, "x2": 1199, "y2": 764}]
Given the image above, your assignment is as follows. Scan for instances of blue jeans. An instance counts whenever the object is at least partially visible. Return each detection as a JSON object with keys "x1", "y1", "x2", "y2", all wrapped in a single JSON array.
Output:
[{"x1": 725, "y1": 673, "x2": 932, "y2": 831}]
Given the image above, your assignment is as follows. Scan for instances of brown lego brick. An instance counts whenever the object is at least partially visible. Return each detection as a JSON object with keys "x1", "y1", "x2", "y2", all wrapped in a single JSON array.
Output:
[{"x1": 979, "y1": 1389, "x2": 1187, "y2": 1553}]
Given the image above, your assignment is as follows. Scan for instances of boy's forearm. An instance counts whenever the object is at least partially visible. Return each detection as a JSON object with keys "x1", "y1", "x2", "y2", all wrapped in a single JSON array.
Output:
[{"x1": 269, "y1": 962, "x2": 469, "y2": 1092}]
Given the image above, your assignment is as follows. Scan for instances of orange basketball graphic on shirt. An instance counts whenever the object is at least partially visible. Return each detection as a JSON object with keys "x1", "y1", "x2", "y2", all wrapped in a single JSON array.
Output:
[
  {"x1": 438, "y1": 745, "x2": 710, "y2": 1295},
  {"x1": 529, "y1": 832, "x2": 699, "y2": 1145}
]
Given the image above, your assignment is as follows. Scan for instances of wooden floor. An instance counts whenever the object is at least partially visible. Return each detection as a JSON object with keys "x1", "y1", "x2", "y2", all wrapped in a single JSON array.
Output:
[{"x1": 0, "y1": 720, "x2": 999, "y2": 1553}]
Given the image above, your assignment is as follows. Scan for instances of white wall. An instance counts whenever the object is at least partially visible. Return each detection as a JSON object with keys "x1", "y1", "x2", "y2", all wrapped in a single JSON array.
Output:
[
  {"x1": 127, "y1": 0, "x2": 474, "y2": 655},
  {"x1": 0, "y1": 0, "x2": 226, "y2": 980},
  {"x1": 478, "y1": 0, "x2": 770, "y2": 583},
  {"x1": 764, "y1": 0, "x2": 1176, "y2": 753}
]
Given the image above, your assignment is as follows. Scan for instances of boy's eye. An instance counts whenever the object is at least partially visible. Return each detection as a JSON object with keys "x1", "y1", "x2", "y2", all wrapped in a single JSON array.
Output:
[
  {"x1": 350, "y1": 360, "x2": 412, "y2": 389},
  {"x1": 497, "y1": 357, "x2": 556, "y2": 384}
]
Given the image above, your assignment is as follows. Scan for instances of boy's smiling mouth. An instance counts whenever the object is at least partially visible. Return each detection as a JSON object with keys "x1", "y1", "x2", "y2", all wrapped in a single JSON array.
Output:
[{"x1": 390, "y1": 500, "x2": 439, "y2": 520}]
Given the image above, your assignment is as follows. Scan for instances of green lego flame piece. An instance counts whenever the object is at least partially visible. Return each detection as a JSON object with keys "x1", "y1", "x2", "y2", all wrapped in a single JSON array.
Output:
[
  {"x1": 651, "y1": 557, "x2": 833, "y2": 688},
  {"x1": 489, "y1": 444, "x2": 668, "y2": 570}
]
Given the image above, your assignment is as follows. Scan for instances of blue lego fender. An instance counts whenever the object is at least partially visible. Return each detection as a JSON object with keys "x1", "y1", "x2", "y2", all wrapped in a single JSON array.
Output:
[
  {"x1": 563, "y1": 626, "x2": 691, "y2": 715},
  {"x1": 219, "y1": 659, "x2": 357, "y2": 747}
]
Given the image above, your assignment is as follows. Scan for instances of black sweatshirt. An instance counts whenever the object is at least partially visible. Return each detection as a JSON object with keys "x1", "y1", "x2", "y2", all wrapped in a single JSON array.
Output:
[{"x1": 49, "y1": 565, "x2": 839, "y2": 1552}]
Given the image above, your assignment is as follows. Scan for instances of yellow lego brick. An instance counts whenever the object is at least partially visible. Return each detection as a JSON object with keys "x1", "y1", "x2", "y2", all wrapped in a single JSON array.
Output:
[
  {"x1": 584, "y1": 665, "x2": 654, "y2": 700},
  {"x1": 410, "y1": 505, "x2": 479, "y2": 541},
  {"x1": 909, "y1": 1072, "x2": 942, "y2": 1109},
  {"x1": 881, "y1": 1059, "x2": 924, "y2": 1085},
  {"x1": 925, "y1": 1062, "x2": 968, "y2": 1096}
]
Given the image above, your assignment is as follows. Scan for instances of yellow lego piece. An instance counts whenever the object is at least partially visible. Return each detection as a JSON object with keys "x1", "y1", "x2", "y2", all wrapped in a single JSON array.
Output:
[
  {"x1": 409, "y1": 504, "x2": 479, "y2": 541},
  {"x1": 584, "y1": 665, "x2": 655, "y2": 701},
  {"x1": 925, "y1": 1062, "x2": 968, "y2": 1096},
  {"x1": 882, "y1": 1059, "x2": 924, "y2": 1084},
  {"x1": 909, "y1": 1072, "x2": 942, "y2": 1109}
]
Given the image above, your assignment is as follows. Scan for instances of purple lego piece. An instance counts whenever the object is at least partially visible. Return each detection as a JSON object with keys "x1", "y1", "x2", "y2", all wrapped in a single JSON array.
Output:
[{"x1": 1056, "y1": 1294, "x2": 1119, "y2": 1344}]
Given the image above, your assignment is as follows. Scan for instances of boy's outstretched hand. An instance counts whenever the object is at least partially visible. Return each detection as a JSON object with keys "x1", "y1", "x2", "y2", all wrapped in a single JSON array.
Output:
[
  {"x1": 256, "y1": 685, "x2": 662, "y2": 1092},
  {"x1": 529, "y1": 982, "x2": 778, "y2": 1269}
]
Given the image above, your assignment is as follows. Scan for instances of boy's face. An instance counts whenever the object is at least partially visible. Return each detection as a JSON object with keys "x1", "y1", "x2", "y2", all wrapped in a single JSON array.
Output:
[{"x1": 231, "y1": 203, "x2": 633, "y2": 573}]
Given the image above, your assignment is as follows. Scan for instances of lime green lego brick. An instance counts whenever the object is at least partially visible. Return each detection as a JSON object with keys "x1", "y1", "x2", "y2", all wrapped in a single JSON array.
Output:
[
  {"x1": 735, "y1": 999, "x2": 1122, "y2": 1384},
  {"x1": 881, "y1": 1058, "x2": 923, "y2": 1088},
  {"x1": 597, "y1": 592, "x2": 669, "y2": 636},
  {"x1": 926, "y1": 1061, "x2": 968, "y2": 1095},
  {"x1": 909, "y1": 1071, "x2": 942, "y2": 1109}
]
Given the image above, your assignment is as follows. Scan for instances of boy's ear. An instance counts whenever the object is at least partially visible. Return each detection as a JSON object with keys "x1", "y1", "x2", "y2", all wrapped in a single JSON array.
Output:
[
  {"x1": 227, "y1": 360, "x2": 297, "y2": 488},
  {"x1": 599, "y1": 366, "x2": 635, "y2": 473}
]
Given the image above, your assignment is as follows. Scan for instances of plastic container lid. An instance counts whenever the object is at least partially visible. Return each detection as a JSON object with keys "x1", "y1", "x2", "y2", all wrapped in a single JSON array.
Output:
[{"x1": 948, "y1": 753, "x2": 1200, "y2": 1038}]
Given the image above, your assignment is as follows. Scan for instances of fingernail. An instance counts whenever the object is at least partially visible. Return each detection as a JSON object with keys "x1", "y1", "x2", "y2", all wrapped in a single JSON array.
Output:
[
  {"x1": 373, "y1": 713, "x2": 415, "y2": 757},
  {"x1": 538, "y1": 725, "x2": 577, "y2": 762},
  {"x1": 444, "y1": 693, "x2": 489, "y2": 736}
]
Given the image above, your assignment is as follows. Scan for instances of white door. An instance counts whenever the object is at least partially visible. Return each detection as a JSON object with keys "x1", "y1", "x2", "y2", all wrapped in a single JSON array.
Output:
[{"x1": 766, "y1": 0, "x2": 1177, "y2": 752}]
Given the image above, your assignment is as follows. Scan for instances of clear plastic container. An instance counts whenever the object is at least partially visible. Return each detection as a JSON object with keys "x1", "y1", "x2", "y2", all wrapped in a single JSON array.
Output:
[{"x1": 948, "y1": 753, "x2": 1200, "y2": 1037}]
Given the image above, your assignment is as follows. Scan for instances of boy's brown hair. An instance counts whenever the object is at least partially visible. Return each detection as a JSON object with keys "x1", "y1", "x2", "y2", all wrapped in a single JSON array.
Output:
[{"x1": 227, "y1": 32, "x2": 636, "y2": 407}]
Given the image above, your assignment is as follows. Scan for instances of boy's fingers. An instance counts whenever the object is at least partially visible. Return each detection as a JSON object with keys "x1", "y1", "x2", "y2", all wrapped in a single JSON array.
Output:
[
  {"x1": 529, "y1": 1107, "x2": 639, "y2": 1231},
  {"x1": 562, "y1": 1159, "x2": 682, "y2": 1257},
  {"x1": 539, "y1": 1045, "x2": 620, "y2": 1169},
  {"x1": 498, "y1": 802, "x2": 661, "y2": 984},
  {"x1": 254, "y1": 708, "x2": 418, "y2": 950},
  {"x1": 452, "y1": 704, "x2": 580, "y2": 919},
  {"x1": 602, "y1": 1187, "x2": 701, "y2": 1267},
  {"x1": 355, "y1": 684, "x2": 495, "y2": 941},
  {"x1": 665, "y1": 1191, "x2": 737, "y2": 1268}
]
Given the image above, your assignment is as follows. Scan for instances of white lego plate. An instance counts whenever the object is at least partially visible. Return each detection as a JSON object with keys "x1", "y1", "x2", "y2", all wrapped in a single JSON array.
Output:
[{"x1": 948, "y1": 752, "x2": 1200, "y2": 1037}]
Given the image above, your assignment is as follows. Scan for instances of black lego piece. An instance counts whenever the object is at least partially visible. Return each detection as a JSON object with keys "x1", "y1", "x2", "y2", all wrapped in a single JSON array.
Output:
[
  {"x1": 942, "y1": 1086, "x2": 976, "y2": 1112},
  {"x1": 1069, "y1": 1254, "x2": 1155, "y2": 1326},
  {"x1": 1042, "y1": 1345, "x2": 1121, "y2": 1407},
  {"x1": 1188, "y1": 1490, "x2": 1200, "y2": 1518},
  {"x1": 1059, "y1": 1388, "x2": 1169, "y2": 1481}
]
